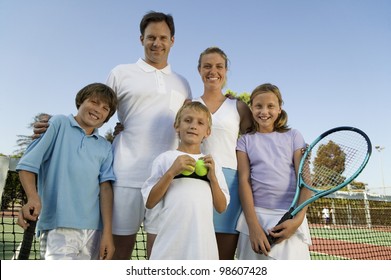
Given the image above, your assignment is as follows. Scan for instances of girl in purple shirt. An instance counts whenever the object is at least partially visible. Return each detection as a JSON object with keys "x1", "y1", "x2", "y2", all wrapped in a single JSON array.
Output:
[{"x1": 236, "y1": 83, "x2": 312, "y2": 260}]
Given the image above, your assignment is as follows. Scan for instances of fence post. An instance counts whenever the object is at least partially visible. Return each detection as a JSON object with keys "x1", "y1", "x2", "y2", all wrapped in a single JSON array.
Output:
[
  {"x1": 363, "y1": 190, "x2": 372, "y2": 229},
  {"x1": 0, "y1": 156, "x2": 11, "y2": 205},
  {"x1": 0, "y1": 156, "x2": 20, "y2": 206}
]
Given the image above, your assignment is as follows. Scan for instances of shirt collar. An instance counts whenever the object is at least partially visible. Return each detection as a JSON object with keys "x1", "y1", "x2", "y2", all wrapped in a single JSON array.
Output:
[
  {"x1": 68, "y1": 114, "x2": 99, "y2": 138},
  {"x1": 136, "y1": 58, "x2": 172, "y2": 74}
]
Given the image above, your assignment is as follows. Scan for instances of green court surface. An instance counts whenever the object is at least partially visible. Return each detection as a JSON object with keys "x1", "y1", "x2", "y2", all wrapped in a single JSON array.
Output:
[
  {"x1": 310, "y1": 226, "x2": 391, "y2": 246},
  {"x1": 1, "y1": 216, "x2": 145, "y2": 260},
  {"x1": 2, "y1": 217, "x2": 390, "y2": 260}
]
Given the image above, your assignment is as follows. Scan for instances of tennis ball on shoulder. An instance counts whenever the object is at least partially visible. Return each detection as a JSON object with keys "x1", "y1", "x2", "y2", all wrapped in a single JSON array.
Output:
[
  {"x1": 181, "y1": 165, "x2": 195, "y2": 176},
  {"x1": 195, "y1": 159, "x2": 208, "y2": 176}
]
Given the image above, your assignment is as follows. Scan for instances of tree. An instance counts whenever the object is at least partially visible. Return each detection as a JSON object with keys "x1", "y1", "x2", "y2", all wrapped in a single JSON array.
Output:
[
  {"x1": 349, "y1": 181, "x2": 366, "y2": 191},
  {"x1": 104, "y1": 129, "x2": 114, "y2": 143},
  {"x1": 313, "y1": 140, "x2": 346, "y2": 188},
  {"x1": 2, "y1": 113, "x2": 50, "y2": 209},
  {"x1": 1, "y1": 169, "x2": 24, "y2": 210},
  {"x1": 14, "y1": 113, "x2": 51, "y2": 155}
]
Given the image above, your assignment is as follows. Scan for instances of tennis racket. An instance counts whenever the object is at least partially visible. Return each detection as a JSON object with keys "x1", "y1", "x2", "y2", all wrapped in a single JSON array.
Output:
[
  {"x1": 266, "y1": 126, "x2": 372, "y2": 246},
  {"x1": 17, "y1": 210, "x2": 37, "y2": 260}
]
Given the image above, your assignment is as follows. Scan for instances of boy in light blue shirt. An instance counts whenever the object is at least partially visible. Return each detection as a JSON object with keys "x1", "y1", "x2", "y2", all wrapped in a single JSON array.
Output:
[{"x1": 17, "y1": 83, "x2": 117, "y2": 260}]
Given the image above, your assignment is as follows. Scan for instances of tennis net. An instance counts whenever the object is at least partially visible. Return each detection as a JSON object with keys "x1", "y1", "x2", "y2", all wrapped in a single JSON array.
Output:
[{"x1": 1, "y1": 166, "x2": 390, "y2": 260}]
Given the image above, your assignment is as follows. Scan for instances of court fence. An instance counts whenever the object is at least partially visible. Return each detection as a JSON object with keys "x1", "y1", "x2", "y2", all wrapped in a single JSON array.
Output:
[{"x1": 1, "y1": 156, "x2": 390, "y2": 260}]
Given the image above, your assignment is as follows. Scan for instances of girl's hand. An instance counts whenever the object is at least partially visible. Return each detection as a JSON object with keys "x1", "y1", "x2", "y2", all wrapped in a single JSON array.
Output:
[
  {"x1": 248, "y1": 223, "x2": 271, "y2": 255},
  {"x1": 268, "y1": 218, "x2": 301, "y2": 243}
]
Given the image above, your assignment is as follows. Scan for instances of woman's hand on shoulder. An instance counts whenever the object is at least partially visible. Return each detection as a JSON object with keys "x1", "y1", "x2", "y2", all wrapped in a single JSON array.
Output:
[{"x1": 237, "y1": 100, "x2": 254, "y2": 134}]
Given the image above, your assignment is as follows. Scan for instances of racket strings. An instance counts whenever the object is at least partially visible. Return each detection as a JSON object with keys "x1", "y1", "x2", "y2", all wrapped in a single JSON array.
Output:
[{"x1": 303, "y1": 130, "x2": 369, "y2": 191}]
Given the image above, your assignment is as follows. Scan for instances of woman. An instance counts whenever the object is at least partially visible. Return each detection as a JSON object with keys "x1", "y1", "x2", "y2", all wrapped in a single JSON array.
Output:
[{"x1": 195, "y1": 47, "x2": 253, "y2": 259}]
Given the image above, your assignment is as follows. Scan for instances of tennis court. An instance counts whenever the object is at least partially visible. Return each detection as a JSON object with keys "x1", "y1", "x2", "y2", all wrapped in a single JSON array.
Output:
[
  {"x1": 309, "y1": 225, "x2": 391, "y2": 259},
  {"x1": 307, "y1": 193, "x2": 391, "y2": 260},
  {"x1": 1, "y1": 157, "x2": 390, "y2": 260},
  {"x1": 2, "y1": 192, "x2": 391, "y2": 260}
]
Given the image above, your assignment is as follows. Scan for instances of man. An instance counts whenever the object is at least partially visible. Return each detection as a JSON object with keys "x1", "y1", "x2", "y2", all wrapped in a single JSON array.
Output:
[
  {"x1": 34, "y1": 11, "x2": 192, "y2": 259},
  {"x1": 106, "y1": 11, "x2": 192, "y2": 259},
  {"x1": 322, "y1": 206, "x2": 330, "y2": 228}
]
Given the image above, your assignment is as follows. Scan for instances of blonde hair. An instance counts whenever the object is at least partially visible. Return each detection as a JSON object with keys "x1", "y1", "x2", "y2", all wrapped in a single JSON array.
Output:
[
  {"x1": 174, "y1": 101, "x2": 212, "y2": 130},
  {"x1": 249, "y1": 83, "x2": 290, "y2": 133},
  {"x1": 197, "y1": 46, "x2": 229, "y2": 70}
]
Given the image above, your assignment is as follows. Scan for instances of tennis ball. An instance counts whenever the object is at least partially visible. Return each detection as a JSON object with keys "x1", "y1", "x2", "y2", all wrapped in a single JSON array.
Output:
[
  {"x1": 181, "y1": 165, "x2": 195, "y2": 176},
  {"x1": 195, "y1": 159, "x2": 208, "y2": 176}
]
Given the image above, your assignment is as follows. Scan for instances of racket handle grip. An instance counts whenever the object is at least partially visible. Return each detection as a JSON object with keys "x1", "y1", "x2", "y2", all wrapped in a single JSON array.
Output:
[
  {"x1": 266, "y1": 233, "x2": 278, "y2": 246},
  {"x1": 17, "y1": 219, "x2": 37, "y2": 260},
  {"x1": 266, "y1": 208, "x2": 294, "y2": 246},
  {"x1": 17, "y1": 208, "x2": 38, "y2": 260}
]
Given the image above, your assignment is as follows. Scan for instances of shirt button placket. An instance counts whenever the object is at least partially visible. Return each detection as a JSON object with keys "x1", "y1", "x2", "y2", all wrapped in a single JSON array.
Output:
[{"x1": 156, "y1": 71, "x2": 166, "y2": 94}]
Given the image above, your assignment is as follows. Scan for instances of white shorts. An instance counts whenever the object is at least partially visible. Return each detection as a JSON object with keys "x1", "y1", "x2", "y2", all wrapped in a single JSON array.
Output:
[
  {"x1": 236, "y1": 207, "x2": 311, "y2": 260},
  {"x1": 237, "y1": 231, "x2": 310, "y2": 260},
  {"x1": 40, "y1": 228, "x2": 101, "y2": 260},
  {"x1": 112, "y1": 186, "x2": 145, "y2": 235}
]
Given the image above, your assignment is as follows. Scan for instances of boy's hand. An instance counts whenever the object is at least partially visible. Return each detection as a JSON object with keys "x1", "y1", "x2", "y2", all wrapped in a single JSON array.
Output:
[
  {"x1": 17, "y1": 204, "x2": 39, "y2": 230},
  {"x1": 171, "y1": 155, "x2": 196, "y2": 176},
  {"x1": 100, "y1": 233, "x2": 115, "y2": 260},
  {"x1": 201, "y1": 154, "x2": 216, "y2": 181},
  {"x1": 17, "y1": 208, "x2": 29, "y2": 230}
]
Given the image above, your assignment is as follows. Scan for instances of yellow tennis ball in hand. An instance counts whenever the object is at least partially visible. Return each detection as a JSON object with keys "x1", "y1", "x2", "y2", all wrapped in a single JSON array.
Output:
[
  {"x1": 181, "y1": 165, "x2": 195, "y2": 176},
  {"x1": 195, "y1": 159, "x2": 208, "y2": 176}
]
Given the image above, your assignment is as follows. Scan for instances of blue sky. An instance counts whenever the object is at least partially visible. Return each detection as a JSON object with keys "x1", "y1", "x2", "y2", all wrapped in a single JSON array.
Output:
[{"x1": 1, "y1": 0, "x2": 390, "y2": 195}]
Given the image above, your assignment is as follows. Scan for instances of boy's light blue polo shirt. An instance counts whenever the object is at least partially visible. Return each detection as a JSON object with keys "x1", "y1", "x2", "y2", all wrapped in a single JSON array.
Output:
[{"x1": 16, "y1": 114, "x2": 115, "y2": 233}]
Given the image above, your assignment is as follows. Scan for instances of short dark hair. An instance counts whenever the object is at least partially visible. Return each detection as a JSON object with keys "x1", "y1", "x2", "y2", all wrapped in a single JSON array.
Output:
[
  {"x1": 140, "y1": 11, "x2": 175, "y2": 37},
  {"x1": 75, "y1": 83, "x2": 117, "y2": 123}
]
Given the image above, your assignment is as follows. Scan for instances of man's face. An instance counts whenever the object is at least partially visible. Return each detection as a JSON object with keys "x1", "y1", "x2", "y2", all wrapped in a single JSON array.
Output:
[{"x1": 140, "y1": 21, "x2": 174, "y2": 69}]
